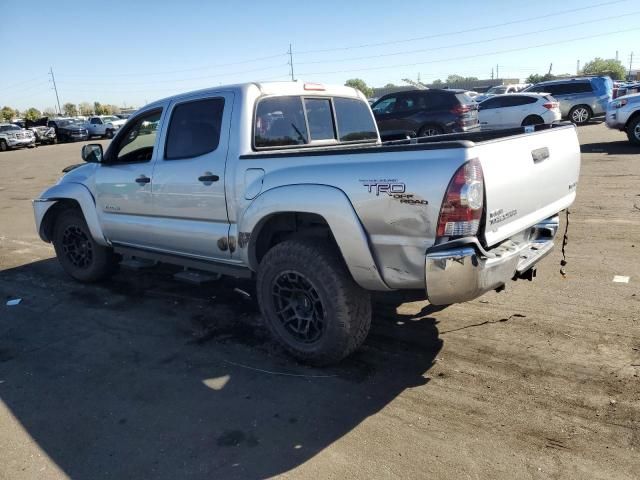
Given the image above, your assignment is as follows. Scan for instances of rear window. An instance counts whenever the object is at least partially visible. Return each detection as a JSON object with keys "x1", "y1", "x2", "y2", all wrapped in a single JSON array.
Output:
[
  {"x1": 254, "y1": 95, "x2": 377, "y2": 149},
  {"x1": 304, "y1": 98, "x2": 335, "y2": 141},
  {"x1": 333, "y1": 98, "x2": 377, "y2": 142},
  {"x1": 255, "y1": 96, "x2": 308, "y2": 148},
  {"x1": 455, "y1": 93, "x2": 474, "y2": 105}
]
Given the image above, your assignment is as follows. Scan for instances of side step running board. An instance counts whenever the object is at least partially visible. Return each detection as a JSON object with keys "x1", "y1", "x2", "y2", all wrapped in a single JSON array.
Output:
[{"x1": 113, "y1": 244, "x2": 252, "y2": 279}]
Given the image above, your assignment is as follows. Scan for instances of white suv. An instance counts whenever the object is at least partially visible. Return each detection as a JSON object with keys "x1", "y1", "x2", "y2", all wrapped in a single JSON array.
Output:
[
  {"x1": 478, "y1": 93, "x2": 561, "y2": 130},
  {"x1": 606, "y1": 93, "x2": 640, "y2": 145},
  {"x1": 86, "y1": 115, "x2": 126, "y2": 139},
  {"x1": 0, "y1": 123, "x2": 35, "y2": 151}
]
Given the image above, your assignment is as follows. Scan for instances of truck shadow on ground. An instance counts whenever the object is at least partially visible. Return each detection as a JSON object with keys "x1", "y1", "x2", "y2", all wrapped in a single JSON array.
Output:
[
  {"x1": 0, "y1": 259, "x2": 442, "y2": 479},
  {"x1": 580, "y1": 140, "x2": 638, "y2": 155}
]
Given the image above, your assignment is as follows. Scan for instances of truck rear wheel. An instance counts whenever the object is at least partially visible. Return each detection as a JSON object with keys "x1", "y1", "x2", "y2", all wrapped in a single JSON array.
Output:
[
  {"x1": 52, "y1": 209, "x2": 118, "y2": 282},
  {"x1": 256, "y1": 239, "x2": 372, "y2": 366}
]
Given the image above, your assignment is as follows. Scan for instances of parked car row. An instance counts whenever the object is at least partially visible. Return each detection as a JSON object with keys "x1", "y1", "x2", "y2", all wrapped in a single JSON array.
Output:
[{"x1": 369, "y1": 76, "x2": 616, "y2": 139}]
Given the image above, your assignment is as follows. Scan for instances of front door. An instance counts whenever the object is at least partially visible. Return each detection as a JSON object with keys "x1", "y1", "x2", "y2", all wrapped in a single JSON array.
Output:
[
  {"x1": 94, "y1": 108, "x2": 164, "y2": 248},
  {"x1": 150, "y1": 93, "x2": 233, "y2": 260}
]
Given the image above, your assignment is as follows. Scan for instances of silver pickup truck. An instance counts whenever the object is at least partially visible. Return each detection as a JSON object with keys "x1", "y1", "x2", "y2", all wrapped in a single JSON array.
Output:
[{"x1": 33, "y1": 82, "x2": 580, "y2": 364}]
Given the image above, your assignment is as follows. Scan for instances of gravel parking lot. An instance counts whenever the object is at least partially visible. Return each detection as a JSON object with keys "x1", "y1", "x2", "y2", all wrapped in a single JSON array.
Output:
[{"x1": 0, "y1": 124, "x2": 638, "y2": 479}]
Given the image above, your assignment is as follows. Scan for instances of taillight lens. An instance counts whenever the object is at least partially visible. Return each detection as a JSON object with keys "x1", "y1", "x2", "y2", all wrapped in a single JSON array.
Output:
[
  {"x1": 543, "y1": 102, "x2": 559, "y2": 110},
  {"x1": 436, "y1": 159, "x2": 484, "y2": 239},
  {"x1": 451, "y1": 104, "x2": 472, "y2": 115}
]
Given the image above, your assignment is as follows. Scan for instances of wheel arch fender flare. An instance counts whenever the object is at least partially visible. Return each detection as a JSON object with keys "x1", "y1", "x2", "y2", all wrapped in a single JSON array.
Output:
[
  {"x1": 34, "y1": 182, "x2": 108, "y2": 246},
  {"x1": 237, "y1": 184, "x2": 391, "y2": 291}
]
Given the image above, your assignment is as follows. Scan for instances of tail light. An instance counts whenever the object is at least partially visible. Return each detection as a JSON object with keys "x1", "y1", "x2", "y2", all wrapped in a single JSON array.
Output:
[
  {"x1": 543, "y1": 102, "x2": 559, "y2": 110},
  {"x1": 451, "y1": 104, "x2": 472, "y2": 115},
  {"x1": 436, "y1": 159, "x2": 484, "y2": 239}
]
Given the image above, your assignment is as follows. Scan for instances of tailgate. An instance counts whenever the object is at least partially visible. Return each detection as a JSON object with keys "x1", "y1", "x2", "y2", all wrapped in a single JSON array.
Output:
[{"x1": 474, "y1": 125, "x2": 581, "y2": 247}]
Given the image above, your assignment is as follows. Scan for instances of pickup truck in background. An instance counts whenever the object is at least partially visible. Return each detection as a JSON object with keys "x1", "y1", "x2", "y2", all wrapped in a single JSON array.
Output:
[
  {"x1": 86, "y1": 115, "x2": 127, "y2": 139},
  {"x1": 33, "y1": 82, "x2": 581, "y2": 365}
]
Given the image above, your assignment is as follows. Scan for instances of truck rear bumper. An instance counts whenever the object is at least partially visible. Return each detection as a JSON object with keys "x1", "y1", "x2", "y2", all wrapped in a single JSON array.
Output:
[{"x1": 425, "y1": 216, "x2": 559, "y2": 305}]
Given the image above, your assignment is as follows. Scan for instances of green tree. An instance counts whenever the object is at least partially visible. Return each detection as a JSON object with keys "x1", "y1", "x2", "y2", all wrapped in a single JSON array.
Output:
[
  {"x1": 0, "y1": 106, "x2": 17, "y2": 122},
  {"x1": 431, "y1": 79, "x2": 443, "y2": 86},
  {"x1": 525, "y1": 73, "x2": 559, "y2": 84},
  {"x1": 345, "y1": 78, "x2": 374, "y2": 98},
  {"x1": 94, "y1": 102, "x2": 109, "y2": 115},
  {"x1": 24, "y1": 108, "x2": 42, "y2": 121},
  {"x1": 79, "y1": 102, "x2": 93, "y2": 116},
  {"x1": 446, "y1": 74, "x2": 479, "y2": 84},
  {"x1": 384, "y1": 83, "x2": 397, "y2": 88},
  {"x1": 582, "y1": 57, "x2": 626, "y2": 80},
  {"x1": 43, "y1": 107, "x2": 57, "y2": 116},
  {"x1": 63, "y1": 102, "x2": 78, "y2": 117}
]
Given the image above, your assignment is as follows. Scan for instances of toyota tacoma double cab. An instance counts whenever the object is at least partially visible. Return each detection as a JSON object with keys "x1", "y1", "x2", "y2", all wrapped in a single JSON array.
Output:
[{"x1": 33, "y1": 82, "x2": 581, "y2": 365}]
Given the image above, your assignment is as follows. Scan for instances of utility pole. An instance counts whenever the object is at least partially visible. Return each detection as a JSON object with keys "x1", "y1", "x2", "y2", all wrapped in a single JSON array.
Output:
[
  {"x1": 491, "y1": 67, "x2": 494, "y2": 80},
  {"x1": 629, "y1": 52, "x2": 634, "y2": 80},
  {"x1": 616, "y1": 50, "x2": 619, "y2": 61},
  {"x1": 49, "y1": 67, "x2": 61, "y2": 115},
  {"x1": 496, "y1": 64, "x2": 499, "y2": 79},
  {"x1": 577, "y1": 59, "x2": 580, "y2": 75},
  {"x1": 288, "y1": 43, "x2": 295, "y2": 81},
  {"x1": 548, "y1": 62, "x2": 553, "y2": 75}
]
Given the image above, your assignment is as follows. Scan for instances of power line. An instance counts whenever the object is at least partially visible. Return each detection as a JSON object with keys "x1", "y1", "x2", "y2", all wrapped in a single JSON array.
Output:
[
  {"x1": 295, "y1": 11, "x2": 640, "y2": 66},
  {"x1": 295, "y1": 26, "x2": 640, "y2": 77},
  {"x1": 58, "y1": 52, "x2": 288, "y2": 78},
  {"x1": 294, "y1": 0, "x2": 630, "y2": 54},
  {"x1": 56, "y1": 64, "x2": 288, "y2": 87}
]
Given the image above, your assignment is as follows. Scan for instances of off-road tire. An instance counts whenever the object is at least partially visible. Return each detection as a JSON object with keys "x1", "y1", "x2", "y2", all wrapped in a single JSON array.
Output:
[
  {"x1": 105, "y1": 129, "x2": 114, "y2": 139},
  {"x1": 256, "y1": 239, "x2": 372, "y2": 366},
  {"x1": 52, "y1": 209, "x2": 118, "y2": 282},
  {"x1": 521, "y1": 115, "x2": 544, "y2": 126},
  {"x1": 626, "y1": 116, "x2": 640, "y2": 145},
  {"x1": 568, "y1": 105, "x2": 592, "y2": 125},
  {"x1": 0, "y1": 139, "x2": 9, "y2": 152}
]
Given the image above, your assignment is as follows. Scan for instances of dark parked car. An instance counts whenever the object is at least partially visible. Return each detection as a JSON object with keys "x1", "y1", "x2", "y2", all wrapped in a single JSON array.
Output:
[
  {"x1": 370, "y1": 89, "x2": 478, "y2": 138},
  {"x1": 47, "y1": 119, "x2": 88, "y2": 142}
]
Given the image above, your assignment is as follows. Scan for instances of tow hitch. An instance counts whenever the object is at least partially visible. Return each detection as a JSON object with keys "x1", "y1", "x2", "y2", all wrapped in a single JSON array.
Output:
[{"x1": 516, "y1": 267, "x2": 537, "y2": 282}]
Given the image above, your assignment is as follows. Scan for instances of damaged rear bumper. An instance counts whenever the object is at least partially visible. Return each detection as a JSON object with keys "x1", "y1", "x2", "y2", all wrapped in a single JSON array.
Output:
[{"x1": 425, "y1": 216, "x2": 559, "y2": 305}]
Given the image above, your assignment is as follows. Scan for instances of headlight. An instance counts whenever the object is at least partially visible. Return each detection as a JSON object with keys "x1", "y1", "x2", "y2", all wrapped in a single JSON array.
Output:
[{"x1": 611, "y1": 99, "x2": 627, "y2": 109}]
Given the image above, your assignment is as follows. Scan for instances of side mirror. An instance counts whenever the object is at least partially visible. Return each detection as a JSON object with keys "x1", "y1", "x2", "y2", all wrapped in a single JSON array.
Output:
[{"x1": 82, "y1": 143, "x2": 103, "y2": 163}]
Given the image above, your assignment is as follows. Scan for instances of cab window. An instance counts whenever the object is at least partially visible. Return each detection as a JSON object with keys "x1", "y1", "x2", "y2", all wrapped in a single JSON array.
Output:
[
  {"x1": 111, "y1": 109, "x2": 162, "y2": 163},
  {"x1": 255, "y1": 96, "x2": 308, "y2": 148},
  {"x1": 165, "y1": 98, "x2": 224, "y2": 160}
]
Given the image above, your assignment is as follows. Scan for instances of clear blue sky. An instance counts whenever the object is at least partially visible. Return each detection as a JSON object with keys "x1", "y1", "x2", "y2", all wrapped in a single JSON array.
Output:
[{"x1": 2, "y1": 0, "x2": 638, "y2": 111}]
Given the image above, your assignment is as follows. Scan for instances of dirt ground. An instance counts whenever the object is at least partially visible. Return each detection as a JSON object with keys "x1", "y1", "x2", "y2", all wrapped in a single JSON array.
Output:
[{"x1": 0, "y1": 124, "x2": 638, "y2": 480}]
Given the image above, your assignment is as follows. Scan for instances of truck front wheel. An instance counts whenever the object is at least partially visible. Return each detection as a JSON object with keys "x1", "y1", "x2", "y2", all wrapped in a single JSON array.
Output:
[
  {"x1": 52, "y1": 209, "x2": 118, "y2": 282},
  {"x1": 627, "y1": 116, "x2": 640, "y2": 145},
  {"x1": 256, "y1": 239, "x2": 372, "y2": 366}
]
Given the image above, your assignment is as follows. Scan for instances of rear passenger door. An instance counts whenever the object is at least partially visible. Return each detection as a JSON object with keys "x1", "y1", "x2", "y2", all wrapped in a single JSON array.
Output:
[
  {"x1": 150, "y1": 92, "x2": 233, "y2": 260},
  {"x1": 478, "y1": 97, "x2": 504, "y2": 129}
]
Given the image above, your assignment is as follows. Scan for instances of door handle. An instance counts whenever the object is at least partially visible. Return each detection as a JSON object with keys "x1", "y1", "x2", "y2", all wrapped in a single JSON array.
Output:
[
  {"x1": 198, "y1": 173, "x2": 219, "y2": 183},
  {"x1": 135, "y1": 175, "x2": 151, "y2": 184}
]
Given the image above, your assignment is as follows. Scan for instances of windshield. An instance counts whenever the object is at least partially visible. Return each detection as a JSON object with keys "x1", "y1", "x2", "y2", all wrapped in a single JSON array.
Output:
[
  {"x1": 487, "y1": 86, "x2": 507, "y2": 94},
  {"x1": 57, "y1": 120, "x2": 73, "y2": 126},
  {"x1": 6, "y1": 125, "x2": 21, "y2": 131}
]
